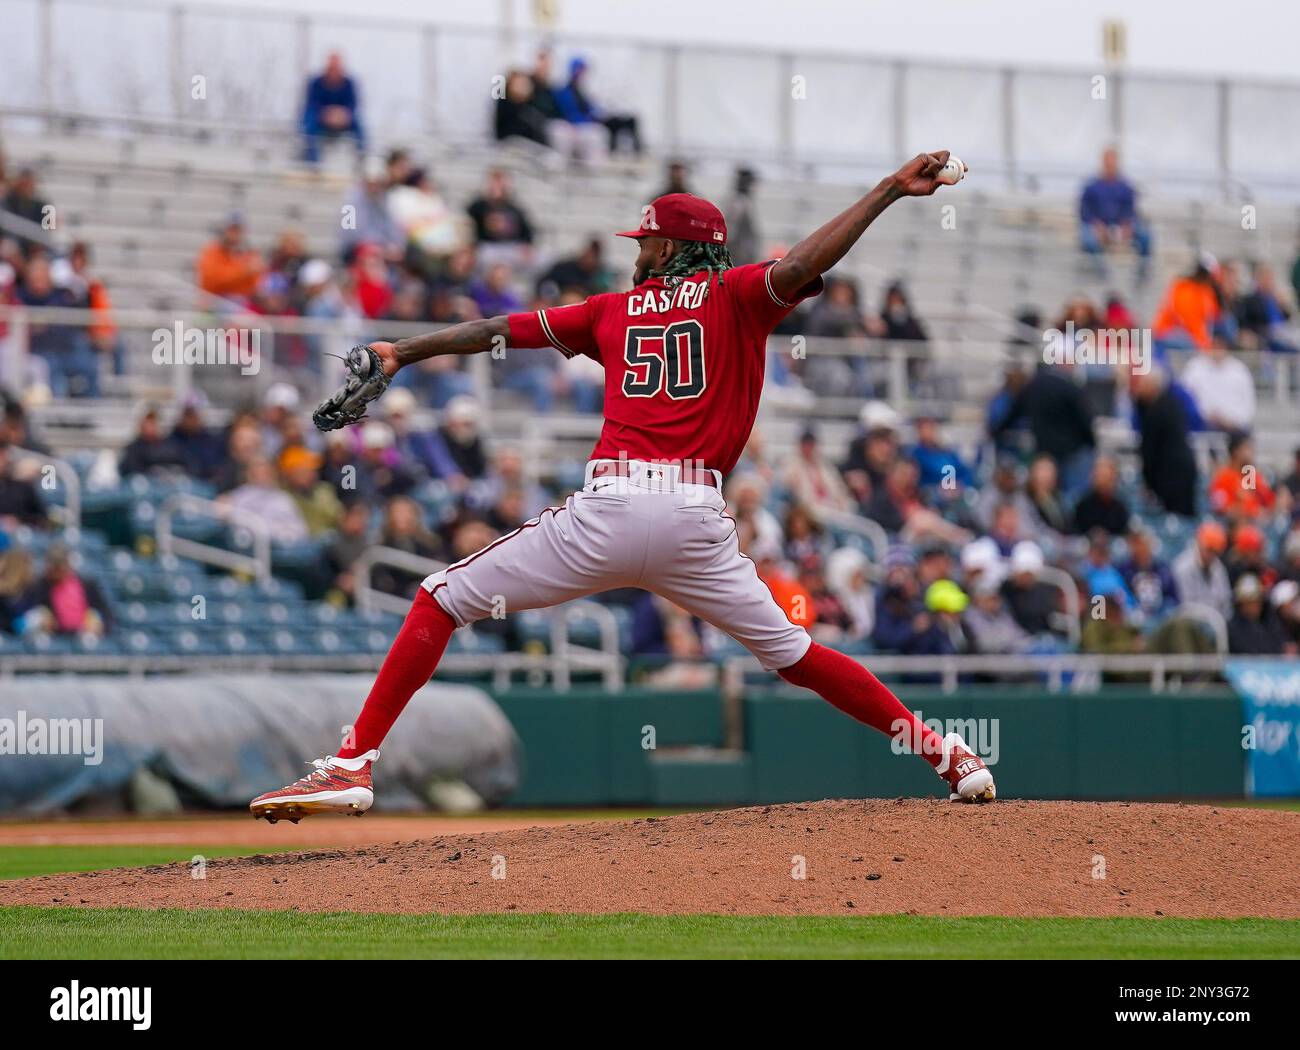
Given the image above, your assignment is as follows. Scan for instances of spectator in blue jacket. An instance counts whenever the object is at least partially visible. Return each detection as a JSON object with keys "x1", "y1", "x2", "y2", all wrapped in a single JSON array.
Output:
[
  {"x1": 908, "y1": 414, "x2": 974, "y2": 492},
  {"x1": 1079, "y1": 147, "x2": 1151, "y2": 277},
  {"x1": 302, "y1": 53, "x2": 365, "y2": 165},
  {"x1": 553, "y1": 57, "x2": 642, "y2": 155},
  {"x1": 1118, "y1": 525, "x2": 1180, "y2": 625}
]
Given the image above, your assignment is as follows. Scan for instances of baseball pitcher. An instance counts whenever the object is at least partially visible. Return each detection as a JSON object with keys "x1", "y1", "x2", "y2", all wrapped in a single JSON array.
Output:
[{"x1": 251, "y1": 151, "x2": 995, "y2": 821}]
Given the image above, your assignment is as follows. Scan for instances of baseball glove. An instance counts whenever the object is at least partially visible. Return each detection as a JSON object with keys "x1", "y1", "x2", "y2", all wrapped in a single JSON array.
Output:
[{"x1": 312, "y1": 344, "x2": 392, "y2": 431}]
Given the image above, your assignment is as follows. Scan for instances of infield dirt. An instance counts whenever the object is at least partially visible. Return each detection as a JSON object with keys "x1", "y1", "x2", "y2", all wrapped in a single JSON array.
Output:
[{"x1": 3, "y1": 800, "x2": 1297, "y2": 918}]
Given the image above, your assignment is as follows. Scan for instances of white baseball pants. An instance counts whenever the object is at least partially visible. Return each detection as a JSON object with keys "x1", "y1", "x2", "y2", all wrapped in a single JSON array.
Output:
[{"x1": 422, "y1": 461, "x2": 812, "y2": 671}]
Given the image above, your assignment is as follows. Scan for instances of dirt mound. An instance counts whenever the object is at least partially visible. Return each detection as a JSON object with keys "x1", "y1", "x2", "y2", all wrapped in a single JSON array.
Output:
[{"x1": 3, "y1": 800, "x2": 1297, "y2": 918}]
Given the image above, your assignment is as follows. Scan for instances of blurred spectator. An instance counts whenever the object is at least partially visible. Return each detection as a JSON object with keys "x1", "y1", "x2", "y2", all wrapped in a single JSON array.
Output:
[
  {"x1": 798, "y1": 554, "x2": 852, "y2": 638},
  {"x1": 1078, "y1": 147, "x2": 1151, "y2": 277},
  {"x1": 1172, "y1": 520, "x2": 1232, "y2": 618},
  {"x1": 825, "y1": 546, "x2": 875, "y2": 641},
  {"x1": 1208, "y1": 433, "x2": 1276, "y2": 521},
  {"x1": 1280, "y1": 446, "x2": 1300, "y2": 505},
  {"x1": 371, "y1": 496, "x2": 445, "y2": 597},
  {"x1": 1236, "y1": 262, "x2": 1297, "y2": 354},
  {"x1": 873, "y1": 546, "x2": 959, "y2": 655},
  {"x1": 224, "y1": 458, "x2": 309, "y2": 543},
  {"x1": 783, "y1": 426, "x2": 852, "y2": 518},
  {"x1": 1153, "y1": 255, "x2": 1228, "y2": 352},
  {"x1": 0, "y1": 439, "x2": 45, "y2": 528},
  {"x1": 259, "y1": 383, "x2": 303, "y2": 459},
  {"x1": 466, "y1": 170, "x2": 534, "y2": 261},
  {"x1": 658, "y1": 159, "x2": 692, "y2": 198},
  {"x1": 170, "y1": 399, "x2": 225, "y2": 482},
  {"x1": 870, "y1": 282, "x2": 928, "y2": 342},
  {"x1": 495, "y1": 71, "x2": 553, "y2": 151},
  {"x1": 67, "y1": 242, "x2": 123, "y2": 374},
  {"x1": 986, "y1": 361, "x2": 1031, "y2": 457},
  {"x1": 1071, "y1": 456, "x2": 1130, "y2": 536},
  {"x1": 841, "y1": 401, "x2": 899, "y2": 505},
  {"x1": 537, "y1": 238, "x2": 613, "y2": 300},
  {"x1": 425, "y1": 396, "x2": 489, "y2": 492},
  {"x1": 554, "y1": 57, "x2": 641, "y2": 155},
  {"x1": 341, "y1": 155, "x2": 403, "y2": 263},
  {"x1": 987, "y1": 501, "x2": 1030, "y2": 555},
  {"x1": 725, "y1": 473, "x2": 784, "y2": 552},
  {"x1": 1081, "y1": 528, "x2": 1135, "y2": 609},
  {"x1": 783, "y1": 504, "x2": 830, "y2": 564},
  {"x1": 14, "y1": 545, "x2": 110, "y2": 638},
  {"x1": 1132, "y1": 366, "x2": 1198, "y2": 516},
  {"x1": 213, "y1": 416, "x2": 264, "y2": 494},
  {"x1": 748, "y1": 538, "x2": 812, "y2": 630},
  {"x1": 119, "y1": 407, "x2": 185, "y2": 477},
  {"x1": 1226, "y1": 523, "x2": 1275, "y2": 593},
  {"x1": 1271, "y1": 580, "x2": 1300, "y2": 653},
  {"x1": 1227, "y1": 574, "x2": 1286, "y2": 654},
  {"x1": 964, "y1": 571, "x2": 1033, "y2": 654},
  {"x1": 388, "y1": 169, "x2": 470, "y2": 262},
  {"x1": 990, "y1": 361, "x2": 1095, "y2": 499},
  {"x1": 1080, "y1": 585, "x2": 1142, "y2": 656},
  {"x1": 0, "y1": 401, "x2": 48, "y2": 454},
  {"x1": 1181, "y1": 343, "x2": 1255, "y2": 433},
  {"x1": 356, "y1": 421, "x2": 419, "y2": 501},
  {"x1": 1118, "y1": 526, "x2": 1179, "y2": 623},
  {"x1": 196, "y1": 213, "x2": 263, "y2": 304},
  {"x1": 916, "y1": 541, "x2": 956, "y2": 590},
  {"x1": 1001, "y1": 540, "x2": 1062, "y2": 637},
  {"x1": 975, "y1": 458, "x2": 1034, "y2": 535},
  {"x1": 725, "y1": 168, "x2": 761, "y2": 266},
  {"x1": 350, "y1": 244, "x2": 393, "y2": 320},
  {"x1": 301, "y1": 52, "x2": 365, "y2": 165},
  {"x1": 280, "y1": 446, "x2": 343, "y2": 536},
  {"x1": 1, "y1": 168, "x2": 50, "y2": 253},
  {"x1": 17, "y1": 254, "x2": 99, "y2": 398},
  {"x1": 473, "y1": 447, "x2": 549, "y2": 524},
  {"x1": 469, "y1": 262, "x2": 523, "y2": 319},
  {"x1": 0, "y1": 545, "x2": 34, "y2": 633},
  {"x1": 1023, "y1": 453, "x2": 1070, "y2": 537},
  {"x1": 1280, "y1": 529, "x2": 1300, "y2": 586},
  {"x1": 630, "y1": 591, "x2": 704, "y2": 662},
  {"x1": 325, "y1": 502, "x2": 372, "y2": 604},
  {"x1": 908, "y1": 414, "x2": 973, "y2": 492}
]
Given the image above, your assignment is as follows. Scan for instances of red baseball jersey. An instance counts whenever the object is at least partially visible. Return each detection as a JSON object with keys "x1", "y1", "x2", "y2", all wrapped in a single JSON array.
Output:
[{"x1": 507, "y1": 261, "x2": 822, "y2": 476}]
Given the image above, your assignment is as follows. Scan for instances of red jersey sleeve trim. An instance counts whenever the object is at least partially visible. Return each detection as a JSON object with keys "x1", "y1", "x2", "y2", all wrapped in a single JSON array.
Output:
[
  {"x1": 762, "y1": 259, "x2": 823, "y2": 308},
  {"x1": 537, "y1": 309, "x2": 578, "y2": 359}
]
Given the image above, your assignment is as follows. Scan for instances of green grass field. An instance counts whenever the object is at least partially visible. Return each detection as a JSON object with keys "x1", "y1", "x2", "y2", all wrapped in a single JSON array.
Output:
[
  {"x1": 2, "y1": 803, "x2": 1297, "y2": 960},
  {"x1": 0, "y1": 907, "x2": 1296, "y2": 959}
]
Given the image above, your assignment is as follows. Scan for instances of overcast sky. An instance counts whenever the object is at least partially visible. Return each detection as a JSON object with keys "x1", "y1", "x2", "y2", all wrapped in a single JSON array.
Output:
[{"x1": 185, "y1": 0, "x2": 1299, "y2": 82}]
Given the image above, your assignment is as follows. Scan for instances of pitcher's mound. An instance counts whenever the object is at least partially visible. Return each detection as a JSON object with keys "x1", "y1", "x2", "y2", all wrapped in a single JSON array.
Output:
[{"x1": 4, "y1": 800, "x2": 1297, "y2": 918}]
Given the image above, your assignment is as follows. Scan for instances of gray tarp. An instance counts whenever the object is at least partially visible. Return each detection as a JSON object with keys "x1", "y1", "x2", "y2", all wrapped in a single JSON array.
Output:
[{"x1": 0, "y1": 675, "x2": 520, "y2": 814}]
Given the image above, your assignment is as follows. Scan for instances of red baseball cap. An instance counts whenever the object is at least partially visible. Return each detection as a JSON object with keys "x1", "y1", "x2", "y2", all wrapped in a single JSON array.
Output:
[{"x1": 616, "y1": 193, "x2": 728, "y2": 245}]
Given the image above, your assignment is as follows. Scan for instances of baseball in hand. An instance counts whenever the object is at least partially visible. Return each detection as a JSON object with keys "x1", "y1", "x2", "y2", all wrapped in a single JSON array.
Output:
[{"x1": 936, "y1": 156, "x2": 966, "y2": 185}]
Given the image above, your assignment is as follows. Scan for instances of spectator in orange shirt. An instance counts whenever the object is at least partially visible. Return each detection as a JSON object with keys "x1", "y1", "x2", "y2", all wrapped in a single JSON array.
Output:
[
  {"x1": 1209, "y1": 434, "x2": 1276, "y2": 521},
  {"x1": 750, "y1": 537, "x2": 815, "y2": 628},
  {"x1": 196, "y1": 213, "x2": 263, "y2": 305},
  {"x1": 1153, "y1": 254, "x2": 1233, "y2": 352}
]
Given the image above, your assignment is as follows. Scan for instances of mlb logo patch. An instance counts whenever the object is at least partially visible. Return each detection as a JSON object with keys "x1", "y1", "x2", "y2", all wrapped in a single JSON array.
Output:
[{"x1": 713, "y1": 231, "x2": 724, "y2": 241}]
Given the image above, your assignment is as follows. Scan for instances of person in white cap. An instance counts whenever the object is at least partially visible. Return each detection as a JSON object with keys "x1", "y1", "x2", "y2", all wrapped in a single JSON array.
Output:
[
  {"x1": 1270, "y1": 580, "x2": 1300, "y2": 653},
  {"x1": 1002, "y1": 539, "x2": 1062, "y2": 639}
]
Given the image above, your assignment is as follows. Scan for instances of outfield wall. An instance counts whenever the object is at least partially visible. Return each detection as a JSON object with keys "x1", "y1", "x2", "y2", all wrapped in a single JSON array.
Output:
[{"x1": 491, "y1": 687, "x2": 1247, "y2": 806}]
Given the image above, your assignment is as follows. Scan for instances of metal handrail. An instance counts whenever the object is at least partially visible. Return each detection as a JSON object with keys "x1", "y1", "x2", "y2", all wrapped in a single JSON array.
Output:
[
  {"x1": 549, "y1": 600, "x2": 624, "y2": 692},
  {"x1": 725, "y1": 651, "x2": 1241, "y2": 696},
  {"x1": 354, "y1": 544, "x2": 446, "y2": 617},
  {"x1": 155, "y1": 492, "x2": 271, "y2": 583},
  {"x1": 8, "y1": 446, "x2": 81, "y2": 540},
  {"x1": 817, "y1": 510, "x2": 890, "y2": 562},
  {"x1": 1038, "y1": 565, "x2": 1082, "y2": 648},
  {"x1": 1165, "y1": 601, "x2": 1230, "y2": 655}
]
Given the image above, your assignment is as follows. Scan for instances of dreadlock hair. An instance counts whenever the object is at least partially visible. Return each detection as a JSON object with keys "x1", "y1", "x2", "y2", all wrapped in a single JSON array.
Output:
[{"x1": 650, "y1": 240, "x2": 734, "y2": 298}]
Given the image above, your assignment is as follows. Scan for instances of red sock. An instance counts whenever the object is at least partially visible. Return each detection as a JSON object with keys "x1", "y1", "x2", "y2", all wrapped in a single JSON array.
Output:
[
  {"x1": 778, "y1": 642, "x2": 944, "y2": 768},
  {"x1": 337, "y1": 589, "x2": 457, "y2": 758}
]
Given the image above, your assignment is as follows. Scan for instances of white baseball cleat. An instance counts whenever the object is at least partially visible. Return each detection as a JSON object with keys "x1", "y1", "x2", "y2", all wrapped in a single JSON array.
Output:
[
  {"x1": 250, "y1": 750, "x2": 379, "y2": 823},
  {"x1": 935, "y1": 732, "x2": 996, "y2": 802}
]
